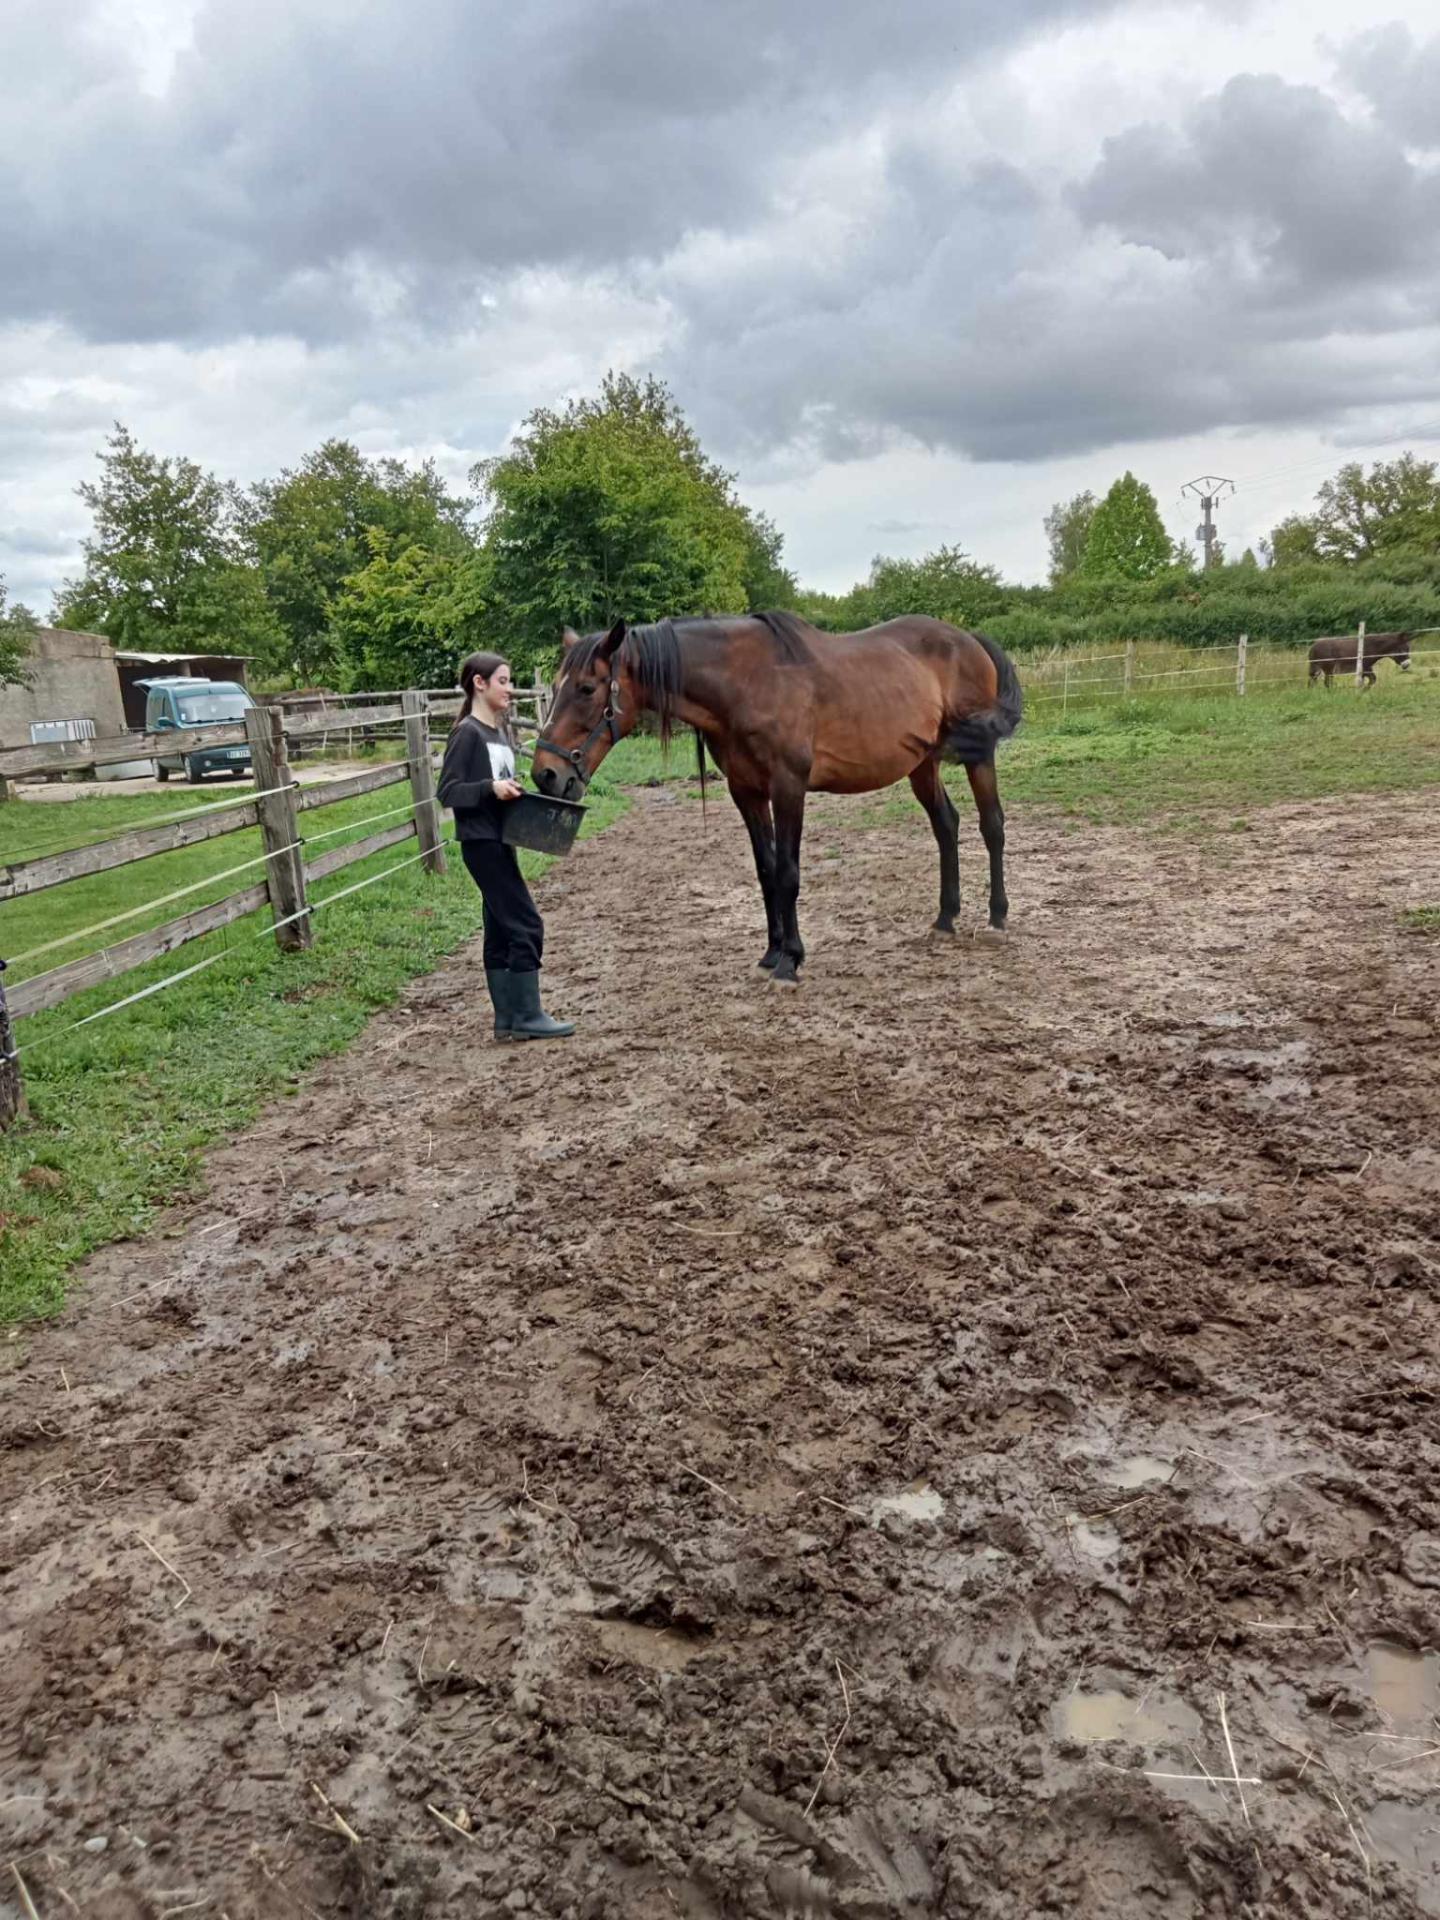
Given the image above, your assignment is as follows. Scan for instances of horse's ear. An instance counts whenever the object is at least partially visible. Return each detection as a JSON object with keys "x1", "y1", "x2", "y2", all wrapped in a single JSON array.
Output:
[
  {"x1": 560, "y1": 626, "x2": 581, "y2": 650},
  {"x1": 597, "y1": 619, "x2": 627, "y2": 661}
]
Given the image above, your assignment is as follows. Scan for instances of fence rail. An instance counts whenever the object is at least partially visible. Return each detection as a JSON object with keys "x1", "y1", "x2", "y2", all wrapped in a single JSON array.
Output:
[{"x1": 0, "y1": 683, "x2": 495, "y2": 1126}]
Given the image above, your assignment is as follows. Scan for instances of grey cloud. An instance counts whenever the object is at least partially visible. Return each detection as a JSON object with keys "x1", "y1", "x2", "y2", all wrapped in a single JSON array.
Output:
[
  {"x1": 1344, "y1": 25, "x2": 1440, "y2": 151},
  {"x1": 0, "y1": 0, "x2": 1128, "y2": 346},
  {"x1": 663, "y1": 61, "x2": 1440, "y2": 468},
  {"x1": 1071, "y1": 74, "x2": 1440, "y2": 290}
]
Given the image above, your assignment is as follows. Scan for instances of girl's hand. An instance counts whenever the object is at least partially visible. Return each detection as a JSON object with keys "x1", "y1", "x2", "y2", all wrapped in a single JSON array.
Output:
[{"x1": 494, "y1": 779, "x2": 523, "y2": 801}]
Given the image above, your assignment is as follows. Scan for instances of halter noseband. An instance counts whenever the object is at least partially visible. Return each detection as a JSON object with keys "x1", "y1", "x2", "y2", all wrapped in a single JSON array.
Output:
[{"x1": 533, "y1": 671, "x2": 624, "y2": 790}]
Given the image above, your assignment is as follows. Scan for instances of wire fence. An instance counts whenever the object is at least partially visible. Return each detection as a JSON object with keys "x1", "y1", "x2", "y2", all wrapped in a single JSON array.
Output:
[
  {"x1": 5, "y1": 832, "x2": 459, "y2": 1065},
  {"x1": 1020, "y1": 635, "x2": 1440, "y2": 711}
]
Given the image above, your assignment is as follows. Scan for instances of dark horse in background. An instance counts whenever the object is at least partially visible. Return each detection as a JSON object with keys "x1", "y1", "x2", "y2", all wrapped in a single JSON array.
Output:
[
  {"x1": 532, "y1": 612, "x2": 1023, "y2": 983},
  {"x1": 1309, "y1": 629, "x2": 1412, "y2": 687}
]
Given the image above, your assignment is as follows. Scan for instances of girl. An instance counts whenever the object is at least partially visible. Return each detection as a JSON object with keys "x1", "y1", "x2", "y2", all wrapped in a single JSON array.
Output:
[{"x1": 438, "y1": 652, "x2": 575, "y2": 1041}]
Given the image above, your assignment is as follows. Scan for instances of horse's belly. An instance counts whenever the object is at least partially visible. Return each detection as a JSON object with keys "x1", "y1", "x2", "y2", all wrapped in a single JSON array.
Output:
[{"x1": 809, "y1": 738, "x2": 929, "y2": 794}]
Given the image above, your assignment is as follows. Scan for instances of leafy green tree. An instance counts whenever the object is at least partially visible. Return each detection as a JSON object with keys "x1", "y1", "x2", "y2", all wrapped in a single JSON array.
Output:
[
  {"x1": 1266, "y1": 514, "x2": 1323, "y2": 568},
  {"x1": 740, "y1": 509, "x2": 799, "y2": 611},
  {"x1": 473, "y1": 373, "x2": 770, "y2": 676},
  {"x1": 851, "y1": 545, "x2": 1009, "y2": 628},
  {"x1": 245, "y1": 441, "x2": 472, "y2": 683},
  {"x1": 1080, "y1": 472, "x2": 1174, "y2": 581},
  {"x1": 330, "y1": 533, "x2": 491, "y2": 692},
  {"x1": 1309, "y1": 454, "x2": 1440, "y2": 562},
  {"x1": 52, "y1": 424, "x2": 278, "y2": 659},
  {"x1": 1, "y1": 575, "x2": 38, "y2": 688},
  {"x1": 1043, "y1": 491, "x2": 1097, "y2": 583}
]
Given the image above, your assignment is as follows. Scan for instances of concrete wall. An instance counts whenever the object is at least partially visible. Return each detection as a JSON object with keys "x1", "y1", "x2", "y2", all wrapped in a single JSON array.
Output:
[{"x1": 0, "y1": 628, "x2": 127, "y2": 750}]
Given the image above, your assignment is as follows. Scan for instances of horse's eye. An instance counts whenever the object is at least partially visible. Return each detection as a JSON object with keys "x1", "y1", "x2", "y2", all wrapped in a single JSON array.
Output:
[{"x1": 578, "y1": 682, "x2": 595, "y2": 697}]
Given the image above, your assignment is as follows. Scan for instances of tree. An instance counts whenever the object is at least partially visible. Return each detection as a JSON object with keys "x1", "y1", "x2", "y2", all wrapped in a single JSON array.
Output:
[
  {"x1": 852, "y1": 545, "x2": 1009, "y2": 628},
  {"x1": 740, "y1": 510, "x2": 799, "y2": 611},
  {"x1": 53, "y1": 424, "x2": 278, "y2": 659},
  {"x1": 473, "y1": 373, "x2": 768, "y2": 676},
  {"x1": 1309, "y1": 455, "x2": 1440, "y2": 563},
  {"x1": 1044, "y1": 491, "x2": 1097, "y2": 583},
  {"x1": 1266, "y1": 513, "x2": 1322, "y2": 567},
  {"x1": 245, "y1": 441, "x2": 473, "y2": 684},
  {"x1": 1080, "y1": 472, "x2": 1174, "y2": 581},
  {"x1": 330, "y1": 533, "x2": 491, "y2": 692},
  {"x1": 1, "y1": 575, "x2": 38, "y2": 688}
]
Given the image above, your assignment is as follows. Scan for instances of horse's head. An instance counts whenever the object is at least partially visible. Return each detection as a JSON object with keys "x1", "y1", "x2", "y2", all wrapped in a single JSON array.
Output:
[{"x1": 533, "y1": 620, "x2": 632, "y2": 800}]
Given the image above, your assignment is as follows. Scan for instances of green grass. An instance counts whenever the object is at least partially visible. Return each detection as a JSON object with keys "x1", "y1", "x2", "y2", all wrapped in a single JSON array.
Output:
[
  {"x1": 867, "y1": 671, "x2": 1440, "y2": 830},
  {"x1": 1, "y1": 766, "x2": 631, "y2": 1323},
  {"x1": 1401, "y1": 907, "x2": 1440, "y2": 934}
]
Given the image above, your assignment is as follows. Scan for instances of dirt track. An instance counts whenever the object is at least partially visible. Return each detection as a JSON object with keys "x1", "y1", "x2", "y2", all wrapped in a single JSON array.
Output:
[{"x1": 3, "y1": 784, "x2": 1439, "y2": 1919}]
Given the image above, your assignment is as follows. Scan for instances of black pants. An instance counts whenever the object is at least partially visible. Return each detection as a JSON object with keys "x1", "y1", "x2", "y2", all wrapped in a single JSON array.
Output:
[{"x1": 461, "y1": 840, "x2": 544, "y2": 972}]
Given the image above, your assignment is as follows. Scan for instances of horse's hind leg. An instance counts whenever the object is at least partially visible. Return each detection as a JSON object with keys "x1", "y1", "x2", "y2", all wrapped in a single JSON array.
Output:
[
  {"x1": 965, "y1": 757, "x2": 1008, "y2": 930},
  {"x1": 770, "y1": 779, "x2": 808, "y2": 984},
  {"x1": 909, "y1": 758, "x2": 961, "y2": 933}
]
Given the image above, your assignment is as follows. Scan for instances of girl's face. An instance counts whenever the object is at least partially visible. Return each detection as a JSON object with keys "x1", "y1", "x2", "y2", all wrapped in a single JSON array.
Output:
[{"x1": 481, "y1": 662, "x2": 513, "y2": 713}]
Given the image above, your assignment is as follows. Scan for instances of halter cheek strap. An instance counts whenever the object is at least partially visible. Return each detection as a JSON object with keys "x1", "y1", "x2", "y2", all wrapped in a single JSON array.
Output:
[{"x1": 533, "y1": 679, "x2": 624, "y2": 788}]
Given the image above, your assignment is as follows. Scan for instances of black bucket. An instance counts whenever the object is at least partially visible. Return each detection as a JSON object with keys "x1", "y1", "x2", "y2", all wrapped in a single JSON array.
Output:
[{"x1": 501, "y1": 791, "x2": 587, "y2": 858}]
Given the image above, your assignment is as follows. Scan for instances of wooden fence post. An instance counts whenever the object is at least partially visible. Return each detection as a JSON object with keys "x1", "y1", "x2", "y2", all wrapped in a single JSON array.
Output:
[
  {"x1": 1236, "y1": 632, "x2": 1248, "y2": 698},
  {"x1": 1123, "y1": 638, "x2": 1136, "y2": 697},
  {"x1": 403, "y1": 690, "x2": 447, "y2": 876},
  {"x1": 0, "y1": 959, "x2": 24, "y2": 1131},
  {"x1": 245, "y1": 705, "x2": 313, "y2": 952},
  {"x1": 1354, "y1": 620, "x2": 1367, "y2": 689}
]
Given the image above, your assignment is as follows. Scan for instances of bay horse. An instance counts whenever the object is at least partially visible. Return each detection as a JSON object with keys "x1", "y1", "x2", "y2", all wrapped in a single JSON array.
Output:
[
  {"x1": 532, "y1": 612, "x2": 1023, "y2": 983},
  {"x1": 1309, "y1": 629, "x2": 1412, "y2": 687}
]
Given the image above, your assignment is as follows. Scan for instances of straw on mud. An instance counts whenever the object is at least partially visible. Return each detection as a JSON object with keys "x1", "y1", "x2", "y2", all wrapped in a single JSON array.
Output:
[
  {"x1": 817, "y1": 1494, "x2": 869, "y2": 1521},
  {"x1": 1217, "y1": 1693, "x2": 1252, "y2": 1828},
  {"x1": 804, "y1": 1660, "x2": 855, "y2": 1817},
  {"x1": 1370, "y1": 1744, "x2": 1440, "y2": 1772},
  {"x1": 138, "y1": 1533, "x2": 192, "y2": 1610},
  {"x1": 425, "y1": 1805, "x2": 476, "y2": 1843},
  {"x1": 680, "y1": 1464, "x2": 736, "y2": 1505},
  {"x1": 309, "y1": 1784, "x2": 361, "y2": 1846},
  {"x1": 10, "y1": 1863, "x2": 41, "y2": 1920},
  {"x1": 1328, "y1": 1784, "x2": 1373, "y2": 1911}
]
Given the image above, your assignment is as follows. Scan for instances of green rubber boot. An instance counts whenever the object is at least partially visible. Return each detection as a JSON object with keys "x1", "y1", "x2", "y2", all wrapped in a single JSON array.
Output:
[{"x1": 509, "y1": 971, "x2": 576, "y2": 1040}]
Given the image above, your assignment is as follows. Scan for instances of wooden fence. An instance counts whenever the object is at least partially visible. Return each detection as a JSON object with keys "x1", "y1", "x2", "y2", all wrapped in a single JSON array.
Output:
[{"x1": 0, "y1": 686, "x2": 548, "y2": 1127}]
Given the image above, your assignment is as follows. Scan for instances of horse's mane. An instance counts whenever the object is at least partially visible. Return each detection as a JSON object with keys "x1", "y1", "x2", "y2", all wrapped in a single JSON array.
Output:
[{"x1": 567, "y1": 612, "x2": 813, "y2": 743}]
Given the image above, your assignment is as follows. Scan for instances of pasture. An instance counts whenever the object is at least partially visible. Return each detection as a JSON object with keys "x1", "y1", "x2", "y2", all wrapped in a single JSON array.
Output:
[{"x1": 2, "y1": 665, "x2": 1439, "y2": 1919}]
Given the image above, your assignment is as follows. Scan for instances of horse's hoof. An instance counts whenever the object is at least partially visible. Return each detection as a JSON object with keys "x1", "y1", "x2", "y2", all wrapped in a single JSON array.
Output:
[
  {"x1": 757, "y1": 951, "x2": 780, "y2": 970},
  {"x1": 931, "y1": 920, "x2": 957, "y2": 937},
  {"x1": 770, "y1": 961, "x2": 801, "y2": 986}
]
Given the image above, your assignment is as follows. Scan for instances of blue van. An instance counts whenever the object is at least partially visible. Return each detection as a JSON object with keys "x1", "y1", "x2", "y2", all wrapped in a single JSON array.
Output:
[{"x1": 140, "y1": 678, "x2": 256, "y2": 783}]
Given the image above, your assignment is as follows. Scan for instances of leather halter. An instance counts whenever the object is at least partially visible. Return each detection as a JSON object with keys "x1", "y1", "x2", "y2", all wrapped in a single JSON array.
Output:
[{"x1": 532, "y1": 673, "x2": 623, "y2": 790}]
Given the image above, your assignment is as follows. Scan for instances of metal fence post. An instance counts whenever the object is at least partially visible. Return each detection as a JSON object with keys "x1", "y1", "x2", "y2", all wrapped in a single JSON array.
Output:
[
  {"x1": 404, "y1": 690, "x2": 447, "y2": 876},
  {"x1": 1236, "y1": 633, "x2": 1248, "y2": 697},
  {"x1": 1354, "y1": 620, "x2": 1367, "y2": 689},
  {"x1": 245, "y1": 705, "x2": 313, "y2": 951}
]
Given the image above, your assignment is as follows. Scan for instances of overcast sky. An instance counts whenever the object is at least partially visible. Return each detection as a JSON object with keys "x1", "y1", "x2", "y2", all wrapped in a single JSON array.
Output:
[{"x1": 3, "y1": 0, "x2": 1439, "y2": 613}]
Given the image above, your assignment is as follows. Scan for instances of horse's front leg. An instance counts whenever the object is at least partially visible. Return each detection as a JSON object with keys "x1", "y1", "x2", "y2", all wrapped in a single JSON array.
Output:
[
  {"x1": 770, "y1": 780, "x2": 808, "y2": 984},
  {"x1": 733, "y1": 788, "x2": 783, "y2": 969},
  {"x1": 909, "y1": 757, "x2": 961, "y2": 932}
]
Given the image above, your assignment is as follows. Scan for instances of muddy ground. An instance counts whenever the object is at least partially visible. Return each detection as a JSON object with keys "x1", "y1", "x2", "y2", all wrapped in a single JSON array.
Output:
[{"x1": 3, "y1": 785, "x2": 1438, "y2": 1919}]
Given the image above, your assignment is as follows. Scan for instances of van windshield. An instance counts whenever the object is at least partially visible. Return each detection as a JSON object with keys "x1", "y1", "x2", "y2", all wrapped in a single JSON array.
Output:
[{"x1": 175, "y1": 692, "x2": 250, "y2": 724}]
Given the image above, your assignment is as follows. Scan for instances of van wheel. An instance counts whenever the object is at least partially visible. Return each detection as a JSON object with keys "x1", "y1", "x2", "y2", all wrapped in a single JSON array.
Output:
[
  {"x1": 186, "y1": 761, "x2": 203, "y2": 785},
  {"x1": 156, "y1": 766, "x2": 171, "y2": 783}
]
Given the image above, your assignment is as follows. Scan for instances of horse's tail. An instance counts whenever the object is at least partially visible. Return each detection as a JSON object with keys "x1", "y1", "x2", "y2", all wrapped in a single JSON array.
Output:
[{"x1": 942, "y1": 630, "x2": 1024, "y2": 765}]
